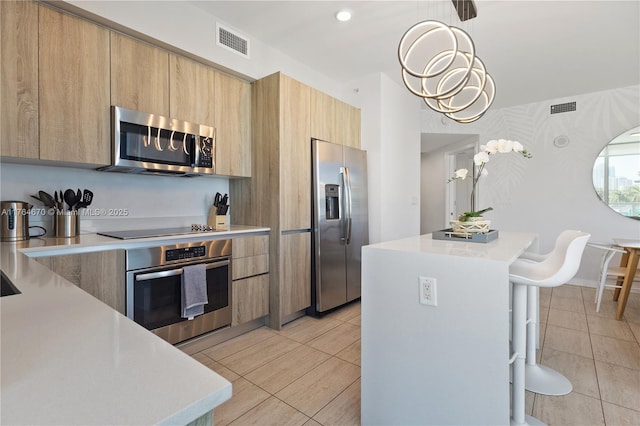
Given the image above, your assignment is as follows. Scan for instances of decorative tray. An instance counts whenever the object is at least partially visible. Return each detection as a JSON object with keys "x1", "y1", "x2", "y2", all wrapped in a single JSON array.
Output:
[{"x1": 432, "y1": 228, "x2": 499, "y2": 243}]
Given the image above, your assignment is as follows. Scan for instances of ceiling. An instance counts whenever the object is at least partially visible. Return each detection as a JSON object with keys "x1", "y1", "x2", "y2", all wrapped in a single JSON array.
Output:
[{"x1": 189, "y1": 1, "x2": 640, "y2": 110}]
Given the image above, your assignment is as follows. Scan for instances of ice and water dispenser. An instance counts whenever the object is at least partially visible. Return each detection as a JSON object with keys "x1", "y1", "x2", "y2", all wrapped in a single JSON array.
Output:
[{"x1": 325, "y1": 184, "x2": 340, "y2": 220}]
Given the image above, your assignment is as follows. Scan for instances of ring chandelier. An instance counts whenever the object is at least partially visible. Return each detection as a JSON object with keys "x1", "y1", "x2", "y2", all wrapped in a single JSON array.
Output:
[{"x1": 398, "y1": 20, "x2": 495, "y2": 124}]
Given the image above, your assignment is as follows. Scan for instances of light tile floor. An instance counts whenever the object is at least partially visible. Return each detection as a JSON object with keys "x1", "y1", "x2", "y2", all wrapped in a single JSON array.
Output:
[{"x1": 190, "y1": 286, "x2": 640, "y2": 425}]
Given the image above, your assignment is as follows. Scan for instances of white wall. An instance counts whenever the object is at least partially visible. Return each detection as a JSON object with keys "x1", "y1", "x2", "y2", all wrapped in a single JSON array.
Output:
[
  {"x1": 353, "y1": 74, "x2": 383, "y2": 243},
  {"x1": 0, "y1": 163, "x2": 228, "y2": 235},
  {"x1": 421, "y1": 85, "x2": 640, "y2": 284},
  {"x1": 354, "y1": 73, "x2": 421, "y2": 243}
]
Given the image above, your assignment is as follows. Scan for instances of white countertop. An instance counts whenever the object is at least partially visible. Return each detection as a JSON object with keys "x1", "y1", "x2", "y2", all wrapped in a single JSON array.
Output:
[
  {"x1": 15, "y1": 225, "x2": 270, "y2": 257},
  {"x1": 0, "y1": 225, "x2": 269, "y2": 425},
  {"x1": 365, "y1": 231, "x2": 537, "y2": 264}
]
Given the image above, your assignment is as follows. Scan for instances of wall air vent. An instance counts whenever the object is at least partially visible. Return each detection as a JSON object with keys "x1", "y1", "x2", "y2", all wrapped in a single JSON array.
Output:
[
  {"x1": 550, "y1": 102, "x2": 576, "y2": 114},
  {"x1": 216, "y1": 23, "x2": 250, "y2": 58}
]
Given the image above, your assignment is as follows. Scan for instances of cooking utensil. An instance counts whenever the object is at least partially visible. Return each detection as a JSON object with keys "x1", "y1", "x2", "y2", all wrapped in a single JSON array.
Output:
[
  {"x1": 64, "y1": 189, "x2": 77, "y2": 211},
  {"x1": 58, "y1": 190, "x2": 65, "y2": 210},
  {"x1": 82, "y1": 189, "x2": 93, "y2": 206},
  {"x1": 76, "y1": 189, "x2": 93, "y2": 209},
  {"x1": 38, "y1": 191, "x2": 56, "y2": 209},
  {"x1": 75, "y1": 189, "x2": 82, "y2": 209},
  {"x1": 213, "y1": 192, "x2": 222, "y2": 207}
]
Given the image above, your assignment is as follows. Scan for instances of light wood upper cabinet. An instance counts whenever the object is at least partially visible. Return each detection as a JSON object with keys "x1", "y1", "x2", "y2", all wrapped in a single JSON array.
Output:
[
  {"x1": 111, "y1": 32, "x2": 169, "y2": 116},
  {"x1": 38, "y1": 5, "x2": 110, "y2": 165},
  {"x1": 1, "y1": 0, "x2": 39, "y2": 159},
  {"x1": 35, "y1": 250, "x2": 126, "y2": 314},
  {"x1": 310, "y1": 88, "x2": 335, "y2": 143},
  {"x1": 169, "y1": 54, "x2": 215, "y2": 125},
  {"x1": 2, "y1": 3, "x2": 254, "y2": 175},
  {"x1": 215, "y1": 72, "x2": 251, "y2": 177},
  {"x1": 280, "y1": 75, "x2": 311, "y2": 231},
  {"x1": 310, "y1": 88, "x2": 361, "y2": 148},
  {"x1": 336, "y1": 99, "x2": 361, "y2": 149}
]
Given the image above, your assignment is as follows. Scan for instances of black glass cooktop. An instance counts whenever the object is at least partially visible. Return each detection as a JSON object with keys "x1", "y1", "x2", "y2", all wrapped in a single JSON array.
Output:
[{"x1": 98, "y1": 227, "x2": 209, "y2": 240}]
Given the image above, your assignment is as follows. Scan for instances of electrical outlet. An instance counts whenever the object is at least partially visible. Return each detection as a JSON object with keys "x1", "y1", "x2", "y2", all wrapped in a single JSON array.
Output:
[{"x1": 419, "y1": 276, "x2": 437, "y2": 306}]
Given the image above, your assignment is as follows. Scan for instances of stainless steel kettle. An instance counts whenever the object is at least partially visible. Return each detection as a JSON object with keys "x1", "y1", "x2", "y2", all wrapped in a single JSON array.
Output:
[{"x1": 0, "y1": 201, "x2": 45, "y2": 242}]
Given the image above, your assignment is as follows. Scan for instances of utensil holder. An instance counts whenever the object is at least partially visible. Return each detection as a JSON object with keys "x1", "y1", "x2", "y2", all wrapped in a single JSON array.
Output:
[{"x1": 55, "y1": 210, "x2": 79, "y2": 237}]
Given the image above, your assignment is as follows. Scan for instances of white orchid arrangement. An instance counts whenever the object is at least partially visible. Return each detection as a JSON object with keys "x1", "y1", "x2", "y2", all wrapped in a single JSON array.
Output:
[{"x1": 448, "y1": 139, "x2": 532, "y2": 221}]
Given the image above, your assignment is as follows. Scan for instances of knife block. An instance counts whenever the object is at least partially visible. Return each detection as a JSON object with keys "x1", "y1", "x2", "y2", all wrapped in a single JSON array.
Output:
[{"x1": 208, "y1": 207, "x2": 229, "y2": 230}]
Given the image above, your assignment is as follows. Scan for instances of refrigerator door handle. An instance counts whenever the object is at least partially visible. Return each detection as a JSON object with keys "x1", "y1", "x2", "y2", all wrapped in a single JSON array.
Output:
[
  {"x1": 343, "y1": 166, "x2": 353, "y2": 245},
  {"x1": 339, "y1": 167, "x2": 347, "y2": 243}
]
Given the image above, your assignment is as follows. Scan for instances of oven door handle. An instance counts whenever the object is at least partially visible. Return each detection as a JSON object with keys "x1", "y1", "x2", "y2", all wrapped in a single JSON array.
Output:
[{"x1": 134, "y1": 259, "x2": 229, "y2": 281}]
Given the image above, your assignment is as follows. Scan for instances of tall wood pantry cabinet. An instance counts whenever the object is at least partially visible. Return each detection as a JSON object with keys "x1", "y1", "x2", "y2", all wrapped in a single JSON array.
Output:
[{"x1": 231, "y1": 72, "x2": 361, "y2": 329}]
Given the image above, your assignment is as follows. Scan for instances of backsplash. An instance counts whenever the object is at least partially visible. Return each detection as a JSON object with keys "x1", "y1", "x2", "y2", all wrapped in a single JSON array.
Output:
[{"x1": 0, "y1": 162, "x2": 230, "y2": 235}]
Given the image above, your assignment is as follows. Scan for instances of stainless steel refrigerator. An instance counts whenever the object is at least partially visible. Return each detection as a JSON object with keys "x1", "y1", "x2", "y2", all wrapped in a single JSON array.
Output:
[{"x1": 310, "y1": 138, "x2": 369, "y2": 314}]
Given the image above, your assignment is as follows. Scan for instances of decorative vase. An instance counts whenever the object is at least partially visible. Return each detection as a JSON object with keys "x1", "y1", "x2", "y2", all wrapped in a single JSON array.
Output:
[{"x1": 450, "y1": 216, "x2": 491, "y2": 236}]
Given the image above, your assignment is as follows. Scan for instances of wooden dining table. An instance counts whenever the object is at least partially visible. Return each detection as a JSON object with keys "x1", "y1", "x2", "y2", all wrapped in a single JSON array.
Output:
[{"x1": 612, "y1": 238, "x2": 640, "y2": 320}]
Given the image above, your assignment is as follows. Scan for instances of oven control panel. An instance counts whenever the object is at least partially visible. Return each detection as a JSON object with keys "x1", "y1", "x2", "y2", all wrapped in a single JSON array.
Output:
[
  {"x1": 126, "y1": 239, "x2": 231, "y2": 270},
  {"x1": 165, "y1": 246, "x2": 206, "y2": 261}
]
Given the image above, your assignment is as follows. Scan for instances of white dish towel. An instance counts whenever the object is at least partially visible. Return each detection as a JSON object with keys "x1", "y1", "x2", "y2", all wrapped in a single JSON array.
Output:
[{"x1": 181, "y1": 264, "x2": 208, "y2": 319}]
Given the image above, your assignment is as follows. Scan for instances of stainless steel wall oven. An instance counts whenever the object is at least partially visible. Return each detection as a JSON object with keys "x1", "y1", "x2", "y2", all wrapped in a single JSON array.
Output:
[{"x1": 125, "y1": 239, "x2": 232, "y2": 344}]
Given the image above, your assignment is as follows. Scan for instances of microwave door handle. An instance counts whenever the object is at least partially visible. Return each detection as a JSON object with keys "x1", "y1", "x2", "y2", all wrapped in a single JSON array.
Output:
[
  {"x1": 135, "y1": 259, "x2": 229, "y2": 281},
  {"x1": 190, "y1": 135, "x2": 200, "y2": 167}
]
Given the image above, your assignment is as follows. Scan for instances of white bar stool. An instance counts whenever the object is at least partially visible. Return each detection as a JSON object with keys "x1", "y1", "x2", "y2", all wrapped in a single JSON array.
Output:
[
  {"x1": 509, "y1": 230, "x2": 590, "y2": 426},
  {"x1": 517, "y1": 230, "x2": 584, "y2": 396}
]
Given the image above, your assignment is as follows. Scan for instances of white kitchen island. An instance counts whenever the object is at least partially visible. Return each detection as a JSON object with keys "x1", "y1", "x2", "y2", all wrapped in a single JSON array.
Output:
[{"x1": 361, "y1": 231, "x2": 537, "y2": 425}]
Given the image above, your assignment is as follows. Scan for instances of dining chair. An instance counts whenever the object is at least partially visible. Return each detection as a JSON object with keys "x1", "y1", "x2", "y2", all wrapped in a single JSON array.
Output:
[
  {"x1": 587, "y1": 242, "x2": 640, "y2": 312},
  {"x1": 509, "y1": 230, "x2": 590, "y2": 426}
]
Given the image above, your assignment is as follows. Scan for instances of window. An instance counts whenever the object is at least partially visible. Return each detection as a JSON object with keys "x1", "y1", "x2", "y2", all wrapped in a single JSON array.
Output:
[{"x1": 593, "y1": 130, "x2": 640, "y2": 219}]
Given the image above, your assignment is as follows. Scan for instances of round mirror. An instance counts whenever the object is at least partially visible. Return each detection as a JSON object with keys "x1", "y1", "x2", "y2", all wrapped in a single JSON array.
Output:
[{"x1": 592, "y1": 126, "x2": 640, "y2": 219}]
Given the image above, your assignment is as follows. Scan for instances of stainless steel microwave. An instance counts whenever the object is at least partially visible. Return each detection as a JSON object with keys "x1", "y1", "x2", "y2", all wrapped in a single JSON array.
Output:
[{"x1": 98, "y1": 106, "x2": 216, "y2": 177}]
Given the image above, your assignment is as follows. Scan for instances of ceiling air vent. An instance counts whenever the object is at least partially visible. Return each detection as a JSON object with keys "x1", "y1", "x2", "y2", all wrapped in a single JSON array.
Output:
[
  {"x1": 550, "y1": 102, "x2": 576, "y2": 114},
  {"x1": 216, "y1": 23, "x2": 250, "y2": 58}
]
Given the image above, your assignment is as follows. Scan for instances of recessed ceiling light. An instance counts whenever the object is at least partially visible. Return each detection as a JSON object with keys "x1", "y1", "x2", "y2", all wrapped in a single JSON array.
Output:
[{"x1": 336, "y1": 10, "x2": 352, "y2": 22}]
